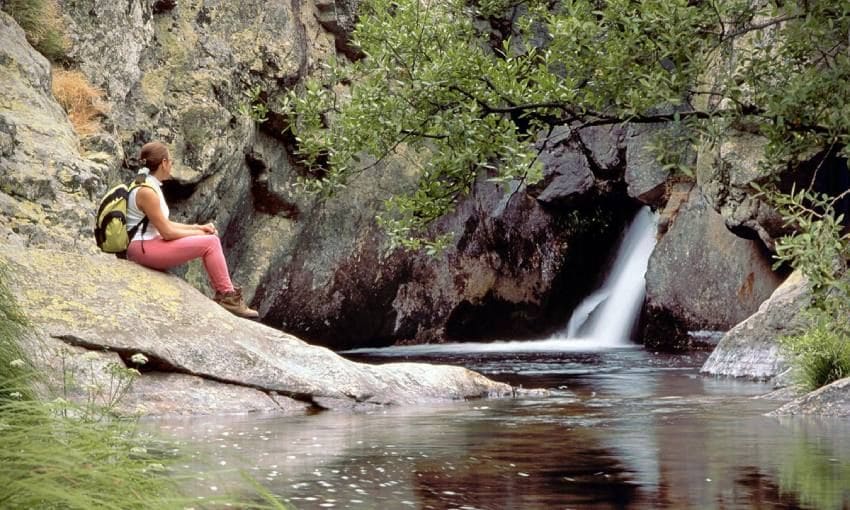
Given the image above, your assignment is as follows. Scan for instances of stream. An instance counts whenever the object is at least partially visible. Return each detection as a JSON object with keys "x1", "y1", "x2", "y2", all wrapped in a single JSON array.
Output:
[
  {"x1": 152, "y1": 208, "x2": 849, "y2": 509},
  {"x1": 153, "y1": 346, "x2": 850, "y2": 510}
]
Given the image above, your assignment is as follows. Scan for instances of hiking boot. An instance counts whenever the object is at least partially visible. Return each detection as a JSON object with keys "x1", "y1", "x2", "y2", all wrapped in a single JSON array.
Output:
[{"x1": 214, "y1": 286, "x2": 259, "y2": 319}]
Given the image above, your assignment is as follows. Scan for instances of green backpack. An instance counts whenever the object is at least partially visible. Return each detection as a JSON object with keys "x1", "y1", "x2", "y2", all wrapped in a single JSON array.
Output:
[{"x1": 94, "y1": 178, "x2": 152, "y2": 257}]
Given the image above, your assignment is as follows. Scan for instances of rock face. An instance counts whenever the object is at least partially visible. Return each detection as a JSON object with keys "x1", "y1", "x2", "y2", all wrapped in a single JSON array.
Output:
[
  {"x1": 696, "y1": 134, "x2": 792, "y2": 251},
  {"x1": 0, "y1": 1, "x2": 789, "y2": 355},
  {"x1": 643, "y1": 183, "x2": 783, "y2": 349},
  {"x1": 28, "y1": 0, "x2": 636, "y2": 350},
  {"x1": 58, "y1": 0, "x2": 339, "y2": 234},
  {"x1": 251, "y1": 162, "x2": 631, "y2": 349},
  {"x1": 701, "y1": 271, "x2": 809, "y2": 380},
  {"x1": 1, "y1": 245, "x2": 512, "y2": 416},
  {"x1": 770, "y1": 377, "x2": 850, "y2": 416},
  {"x1": 0, "y1": 12, "x2": 110, "y2": 252}
]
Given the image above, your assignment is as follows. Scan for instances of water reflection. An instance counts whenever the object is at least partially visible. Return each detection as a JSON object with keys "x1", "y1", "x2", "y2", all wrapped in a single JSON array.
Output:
[{"x1": 150, "y1": 350, "x2": 850, "y2": 509}]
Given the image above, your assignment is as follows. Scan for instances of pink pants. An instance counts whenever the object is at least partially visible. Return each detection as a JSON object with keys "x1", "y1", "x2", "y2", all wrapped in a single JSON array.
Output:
[{"x1": 127, "y1": 235, "x2": 235, "y2": 294}]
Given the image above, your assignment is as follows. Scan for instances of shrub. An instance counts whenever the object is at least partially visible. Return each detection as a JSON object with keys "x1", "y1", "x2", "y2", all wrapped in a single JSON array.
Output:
[
  {"x1": 780, "y1": 307, "x2": 850, "y2": 392},
  {"x1": 51, "y1": 68, "x2": 107, "y2": 135},
  {"x1": 2, "y1": 0, "x2": 67, "y2": 61},
  {"x1": 772, "y1": 186, "x2": 850, "y2": 391}
]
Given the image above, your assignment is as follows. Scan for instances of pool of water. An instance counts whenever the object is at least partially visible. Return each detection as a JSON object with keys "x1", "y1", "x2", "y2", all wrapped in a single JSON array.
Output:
[{"x1": 153, "y1": 346, "x2": 850, "y2": 509}]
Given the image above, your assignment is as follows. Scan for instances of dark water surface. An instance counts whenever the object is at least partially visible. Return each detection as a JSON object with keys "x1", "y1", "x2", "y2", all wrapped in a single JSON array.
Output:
[{"x1": 153, "y1": 347, "x2": 850, "y2": 510}]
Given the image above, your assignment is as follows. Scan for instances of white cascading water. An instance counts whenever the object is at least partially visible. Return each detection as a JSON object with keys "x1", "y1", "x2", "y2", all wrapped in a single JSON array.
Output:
[
  {"x1": 345, "y1": 207, "x2": 659, "y2": 355},
  {"x1": 558, "y1": 206, "x2": 658, "y2": 347}
]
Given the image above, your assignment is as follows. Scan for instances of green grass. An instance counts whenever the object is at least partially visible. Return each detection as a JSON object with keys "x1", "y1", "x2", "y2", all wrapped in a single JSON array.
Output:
[
  {"x1": 0, "y1": 399, "x2": 193, "y2": 509},
  {"x1": 781, "y1": 310, "x2": 850, "y2": 392},
  {"x1": 2, "y1": 0, "x2": 67, "y2": 61},
  {"x1": 0, "y1": 261, "x2": 37, "y2": 402}
]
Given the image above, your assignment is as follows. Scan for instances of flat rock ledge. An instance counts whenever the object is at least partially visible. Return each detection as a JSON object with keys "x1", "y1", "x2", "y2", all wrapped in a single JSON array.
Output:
[
  {"x1": 769, "y1": 377, "x2": 850, "y2": 417},
  {"x1": 1, "y1": 246, "x2": 513, "y2": 417}
]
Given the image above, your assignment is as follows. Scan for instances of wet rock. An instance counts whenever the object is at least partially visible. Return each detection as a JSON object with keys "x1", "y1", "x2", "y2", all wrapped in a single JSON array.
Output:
[
  {"x1": 2, "y1": 245, "x2": 512, "y2": 416},
  {"x1": 769, "y1": 377, "x2": 850, "y2": 416},
  {"x1": 24, "y1": 336, "x2": 304, "y2": 416},
  {"x1": 643, "y1": 185, "x2": 783, "y2": 350},
  {"x1": 701, "y1": 271, "x2": 809, "y2": 380}
]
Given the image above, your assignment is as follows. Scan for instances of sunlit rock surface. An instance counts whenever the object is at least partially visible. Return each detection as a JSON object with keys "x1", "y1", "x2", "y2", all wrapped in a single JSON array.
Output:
[
  {"x1": 1, "y1": 246, "x2": 512, "y2": 416},
  {"x1": 700, "y1": 271, "x2": 809, "y2": 380}
]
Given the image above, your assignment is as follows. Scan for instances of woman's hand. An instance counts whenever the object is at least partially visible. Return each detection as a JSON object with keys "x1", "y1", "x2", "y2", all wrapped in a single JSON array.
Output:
[{"x1": 198, "y1": 223, "x2": 218, "y2": 235}]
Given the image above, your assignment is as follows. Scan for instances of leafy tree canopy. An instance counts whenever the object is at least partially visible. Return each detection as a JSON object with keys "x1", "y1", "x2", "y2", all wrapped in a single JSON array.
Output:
[{"x1": 280, "y1": 0, "x2": 850, "y2": 249}]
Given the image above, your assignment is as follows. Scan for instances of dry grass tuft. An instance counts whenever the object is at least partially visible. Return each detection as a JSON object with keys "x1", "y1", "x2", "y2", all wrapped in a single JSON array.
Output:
[{"x1": 51, "y1": 69, "x2": 108, "y2": 135}]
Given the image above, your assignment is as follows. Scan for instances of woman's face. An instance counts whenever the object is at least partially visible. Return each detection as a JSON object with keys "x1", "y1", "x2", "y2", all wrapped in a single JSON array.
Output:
[{"x1": 160, "y1": 152, "x2": 173, "y2": 180}]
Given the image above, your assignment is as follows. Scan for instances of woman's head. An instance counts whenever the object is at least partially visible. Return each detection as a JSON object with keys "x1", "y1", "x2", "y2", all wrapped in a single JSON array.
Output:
[{"x1": 138, "y1": 141, "x2": 172, "y2": 180}]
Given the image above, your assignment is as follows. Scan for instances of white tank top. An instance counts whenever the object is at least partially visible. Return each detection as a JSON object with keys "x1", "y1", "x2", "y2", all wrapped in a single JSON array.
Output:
[{"x1": 126, "y1": 175, "x2": 169, "y2": 241}]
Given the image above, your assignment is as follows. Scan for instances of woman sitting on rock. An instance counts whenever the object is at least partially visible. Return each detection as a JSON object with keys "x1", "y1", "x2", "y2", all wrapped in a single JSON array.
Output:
[{"x1": 126, "y1": 141, "x2": 258, "y2": 319}]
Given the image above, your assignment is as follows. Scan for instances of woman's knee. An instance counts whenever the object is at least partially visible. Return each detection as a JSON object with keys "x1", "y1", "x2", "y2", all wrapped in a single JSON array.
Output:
[{"x1": 201, "y1": 234, "x2": 222, "y2": 252}]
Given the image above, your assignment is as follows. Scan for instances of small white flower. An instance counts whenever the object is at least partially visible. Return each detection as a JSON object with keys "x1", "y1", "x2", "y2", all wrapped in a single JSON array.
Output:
[
  {"x1": 130, "y1": 353, "x2": 148, "y2": 365},
  {"x1": 9, "y1": 392, "x2": 22, "y2": 399},
  {"x1": 9, "y1": 359, "x2": 25, "y2": 368}
]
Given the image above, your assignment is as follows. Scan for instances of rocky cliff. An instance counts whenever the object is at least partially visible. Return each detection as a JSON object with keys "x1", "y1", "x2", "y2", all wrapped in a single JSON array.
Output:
[{"x1": 1, "y1": 0, "x2": 784, "y2": 355}]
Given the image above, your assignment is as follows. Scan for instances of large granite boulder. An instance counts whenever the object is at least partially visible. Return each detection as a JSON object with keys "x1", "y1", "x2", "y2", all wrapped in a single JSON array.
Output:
[
  {"x1": 1, "y1": 245, "x2": 512, "y2": 416},
  {"x1": 0, "y1": 12, "x2": 110, "y2": 253},
  {"x1": 532, "y1": 127, "x2": 597, "y2": 206},
  {"x1": 643, "y1": 183, "x2": 782, "y2": 350},
  {"x1": 701, "y1": 271, "x2": 809, "y2": 380}
]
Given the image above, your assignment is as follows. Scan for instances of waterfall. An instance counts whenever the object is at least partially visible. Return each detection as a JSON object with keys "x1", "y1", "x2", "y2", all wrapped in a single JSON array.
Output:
[
  {"x1": 345, "y1": 207, "x2": 658, "y2": 355},
  {"x1": 558, "y1": 206, "x2": 658, "y2": 346}
]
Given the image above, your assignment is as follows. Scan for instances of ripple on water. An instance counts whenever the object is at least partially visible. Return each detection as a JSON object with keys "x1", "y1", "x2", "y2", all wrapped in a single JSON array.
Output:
[{"x1": 149, "y1": 349, "x2": 850, "y2": 510}]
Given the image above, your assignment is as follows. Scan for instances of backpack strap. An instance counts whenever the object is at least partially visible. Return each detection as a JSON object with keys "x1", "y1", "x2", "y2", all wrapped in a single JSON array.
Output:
[
  {"x1": 127, "y1": 217, "x2": 149, "y2": 246},
  {"x1": 127, "y1": 181, "x2": 155, "y2": 254}
]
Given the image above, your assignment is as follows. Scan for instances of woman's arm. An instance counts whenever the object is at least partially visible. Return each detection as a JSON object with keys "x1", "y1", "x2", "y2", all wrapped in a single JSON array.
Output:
[
  {"x1": 135, "y1": 187, "x2": 209, "y2": 240},
  {"x1": 171, "y1": 220, "x2": 218, "y2": 235}
]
